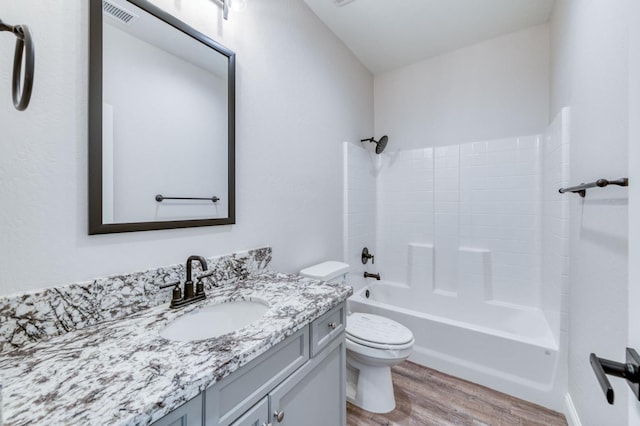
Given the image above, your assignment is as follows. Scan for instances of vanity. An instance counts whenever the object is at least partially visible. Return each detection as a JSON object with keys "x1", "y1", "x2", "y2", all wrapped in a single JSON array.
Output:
[
  {"x1": 0, "y1": 248, "x2": 352, "y2": 425},
  {"x1": 157, "y1": 302, "x2": 346, "y2": 426}
]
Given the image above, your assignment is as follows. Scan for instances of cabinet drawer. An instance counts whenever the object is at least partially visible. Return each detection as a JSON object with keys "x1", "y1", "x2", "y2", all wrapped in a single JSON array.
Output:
[
  {"x1": 205, "y1": 327, "x2": 309, "y2": 426},
  {"x1": 309, "y1": 302, "x2": 345, "y2": 357}
]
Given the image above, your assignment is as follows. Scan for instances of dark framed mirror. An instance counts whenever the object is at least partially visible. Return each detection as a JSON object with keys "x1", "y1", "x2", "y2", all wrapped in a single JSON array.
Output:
[{"x1": 89, "y1": 0, "x2": 235, "y2": 234}]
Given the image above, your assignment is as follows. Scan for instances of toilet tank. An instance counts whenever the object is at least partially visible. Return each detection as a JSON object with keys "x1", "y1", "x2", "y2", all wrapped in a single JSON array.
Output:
[{"x1": 299, "y1": 261, "x2": 350, "y2": 283}]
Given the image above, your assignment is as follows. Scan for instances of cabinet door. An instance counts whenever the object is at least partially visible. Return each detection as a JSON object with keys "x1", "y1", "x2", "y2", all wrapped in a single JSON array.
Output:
[
  {"x1": 269, "y1": 336, "x2": 346, "y2": 426},
  {"x1": 229, "y1": 396, "x2": 269, "y2": 426},
  {"x1": 205, "y1": 328, "x2": 309, "y2": 426},
  {"x1": 152, "y1": 394, "x2": 203, "y2": 426}
]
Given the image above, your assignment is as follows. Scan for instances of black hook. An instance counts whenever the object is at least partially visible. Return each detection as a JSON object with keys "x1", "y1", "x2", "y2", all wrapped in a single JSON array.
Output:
[{"x1": 0, "y1": 19, "x2": 35, "y2": 111}]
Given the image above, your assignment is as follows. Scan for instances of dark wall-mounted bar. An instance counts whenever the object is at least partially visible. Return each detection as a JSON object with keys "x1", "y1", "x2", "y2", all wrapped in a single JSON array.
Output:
[
  {"x1": 559, "y1": 178, "x2": 628, "y2": 198},
  {"x1": 155, "y1": 194, "x2": 220, "y2": 203}
]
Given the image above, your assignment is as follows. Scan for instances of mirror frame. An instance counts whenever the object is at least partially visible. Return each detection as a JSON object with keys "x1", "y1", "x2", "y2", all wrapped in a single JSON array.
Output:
[{"x1": 88, "y1": 0, "x2": 236, "y2": 234}]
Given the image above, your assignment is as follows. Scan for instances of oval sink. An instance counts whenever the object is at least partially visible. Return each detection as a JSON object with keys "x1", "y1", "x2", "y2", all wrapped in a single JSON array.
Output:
[{"x1": 159, "y1": 300, "x2": 270, "y2": 342}]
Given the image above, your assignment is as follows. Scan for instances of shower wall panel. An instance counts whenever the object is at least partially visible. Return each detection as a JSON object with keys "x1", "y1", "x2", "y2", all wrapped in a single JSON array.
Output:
[
  {"x1": 372, "y1": 136, "x2": 543, "y2": 308},
  {"x1": 458, "y1": 137, "x2": 542, "y2": 306},
  {"x1": 541, "y1": 108, "x2": 570, "y2": 342},
  {"x1": 376, "y1": 149, "x2": 435, "y2": 287},
  {"x1": 344, "y1": 143, "x2": 378, "y2": 292}
]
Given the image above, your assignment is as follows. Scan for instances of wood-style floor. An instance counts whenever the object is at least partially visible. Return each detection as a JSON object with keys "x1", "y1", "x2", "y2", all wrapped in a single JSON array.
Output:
[{"x1": 346, "y1": 361, "x2": 567, "y2": 426}]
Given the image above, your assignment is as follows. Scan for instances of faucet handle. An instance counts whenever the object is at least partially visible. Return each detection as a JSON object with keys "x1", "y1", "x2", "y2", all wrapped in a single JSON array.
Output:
[
  {"x1": 196, "y1": 270, "x2": 218, "y2": 296},
  {"x1": 171, "y1": 283, "x2": 182, "y2": 303},
  {"x1": 197, "y1": 271, "x2": 216, "y2": 280},
  {"x1": 159, "y1": 280, "x2": 180, "y2": 289},
  {"x1": 361, "y1": 247, "x2": 375, "y2": 264}
]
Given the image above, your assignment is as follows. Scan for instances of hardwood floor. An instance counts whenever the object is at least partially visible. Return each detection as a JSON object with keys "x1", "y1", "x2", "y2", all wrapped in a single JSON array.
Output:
[{"x1": 346, "y1": 361, "x2": 567, "y2": 426}]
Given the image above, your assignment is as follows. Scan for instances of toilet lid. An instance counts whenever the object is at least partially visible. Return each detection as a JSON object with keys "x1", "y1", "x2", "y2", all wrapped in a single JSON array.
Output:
[{"x1": 346, "y1": 313, "x2": 414, "y2": 346}]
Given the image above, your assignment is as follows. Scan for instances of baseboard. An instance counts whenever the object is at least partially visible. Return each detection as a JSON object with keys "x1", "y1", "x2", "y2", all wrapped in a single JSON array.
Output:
[{"x1": 564, "y1": 393, "x2": 582, "y2": 426}]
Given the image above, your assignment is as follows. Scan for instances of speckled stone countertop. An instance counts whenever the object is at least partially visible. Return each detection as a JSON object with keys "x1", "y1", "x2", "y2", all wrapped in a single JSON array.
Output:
[{"x1": 0, "y1": 272, "x2": 352, "y2": 426}]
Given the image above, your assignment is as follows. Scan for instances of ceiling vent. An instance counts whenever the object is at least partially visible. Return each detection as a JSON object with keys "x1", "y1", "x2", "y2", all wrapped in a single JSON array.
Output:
[
  {"x1": 334, "y1": 0, "x2": 356, "y2": 7},
  {"x1": 102, "y1": 0, "x2": 137, "y2": 24}
]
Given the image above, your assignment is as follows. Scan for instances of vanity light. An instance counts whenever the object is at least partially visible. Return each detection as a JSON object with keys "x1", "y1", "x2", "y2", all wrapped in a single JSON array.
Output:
[
  {"x1": 231, "y1": 0, "x2": 248, "y2": 12},
  {"x1": 214, "y1": 0, "x2": 229, "y2": 20},
  {"x1": 215, "y1": 0, "x2": 246, "y2": 20}
]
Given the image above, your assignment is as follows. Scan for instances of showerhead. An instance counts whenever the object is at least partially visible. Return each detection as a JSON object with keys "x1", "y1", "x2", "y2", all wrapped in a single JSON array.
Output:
[{"x1": 360, "y1": 135, "x2": 389, "y2": 154}]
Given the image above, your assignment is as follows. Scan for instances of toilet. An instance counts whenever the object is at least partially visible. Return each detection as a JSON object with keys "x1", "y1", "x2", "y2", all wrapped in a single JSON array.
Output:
[{"x1": 299, "y1": 261, "x2": 415, "y2": 414}]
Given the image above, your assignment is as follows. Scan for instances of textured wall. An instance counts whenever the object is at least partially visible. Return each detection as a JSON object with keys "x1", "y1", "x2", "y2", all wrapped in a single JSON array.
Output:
[
  {"x1": 374, "y1": 24, "x2": 549, "y2": 150},
  {"x1": 551, "y1": 1, "x2": 631, "y2": 424},
  {"x1": 0, "y1": 0, "x2": 373, "y2": 296}
]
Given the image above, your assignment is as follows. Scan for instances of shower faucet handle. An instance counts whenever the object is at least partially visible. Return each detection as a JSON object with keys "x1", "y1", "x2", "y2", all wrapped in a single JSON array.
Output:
[{"x1": 361, "y1": 247, "x2": 374, "y2": 264}]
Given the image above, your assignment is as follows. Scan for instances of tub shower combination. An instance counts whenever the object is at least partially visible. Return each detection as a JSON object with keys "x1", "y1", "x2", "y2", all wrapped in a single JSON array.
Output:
[
  {"x1": 345, "y1": 110, "x2": 570, "y2": 410},
  {"x1": 349, "y1": 279, "x2": 559, "y2": 408}
]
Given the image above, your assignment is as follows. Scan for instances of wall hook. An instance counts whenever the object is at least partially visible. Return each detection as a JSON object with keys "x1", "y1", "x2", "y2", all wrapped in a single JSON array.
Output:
[{"x1": 0, "y1": 18, "x2": 35, "y2": 111}]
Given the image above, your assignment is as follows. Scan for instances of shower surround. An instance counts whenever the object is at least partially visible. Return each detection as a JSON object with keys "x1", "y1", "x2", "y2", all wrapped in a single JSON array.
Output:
[{"x1": 343, "y1": 108, "x2": 570, "y2": 410}]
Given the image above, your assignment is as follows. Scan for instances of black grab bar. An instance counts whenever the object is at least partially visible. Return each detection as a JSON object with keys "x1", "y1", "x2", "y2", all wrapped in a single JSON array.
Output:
[{"x1": 0, "y1": 18, "x2": 35, "y2": 111}]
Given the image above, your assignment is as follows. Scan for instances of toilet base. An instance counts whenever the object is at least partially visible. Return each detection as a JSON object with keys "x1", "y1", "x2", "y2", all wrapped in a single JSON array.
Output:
[{"x1": 346, "y1": 357, "x2": 396, "y2": 414}]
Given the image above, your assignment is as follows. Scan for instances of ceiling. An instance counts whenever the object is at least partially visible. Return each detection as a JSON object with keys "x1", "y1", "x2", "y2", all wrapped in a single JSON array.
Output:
[{"x1": 303, "y1": 0, "x2": 555, "y2": 74}]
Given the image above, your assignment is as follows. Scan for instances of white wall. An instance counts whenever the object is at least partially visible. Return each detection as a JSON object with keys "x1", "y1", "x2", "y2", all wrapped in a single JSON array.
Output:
[
  {"x1": 551, "y1": 1, "x2": 631, "y2": 424},
  {"x1": 374, "y1": 24, "x2": 549, "y2": 150},
  {"x1": 628, "y1": 0, "x2": 640, "y2": 423},
  {"x1": 0, "y1": 0, "x2": 373, "y2": 296}
]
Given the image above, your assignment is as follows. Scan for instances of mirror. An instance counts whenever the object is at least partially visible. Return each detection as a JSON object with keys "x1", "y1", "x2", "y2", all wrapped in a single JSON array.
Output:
[{"x1": 89, "y1": 0, "x2": 235, "y2": 234}]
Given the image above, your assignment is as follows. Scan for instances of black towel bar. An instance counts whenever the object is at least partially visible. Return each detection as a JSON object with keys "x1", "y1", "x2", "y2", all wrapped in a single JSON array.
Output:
[
  {"x1": 559, "y1": 178, "x2": 628, "y2": 197},
  {"x1": 155, "y1": 194, "x2": 220, "y2": 203}
]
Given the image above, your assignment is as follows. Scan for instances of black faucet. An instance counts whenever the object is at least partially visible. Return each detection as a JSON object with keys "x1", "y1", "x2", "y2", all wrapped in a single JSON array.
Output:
[
  {"x1": 169, "y1": 255, "x2": 209, "y2": 308},
  {"x1": 364, "y1": 272, "x2": 381, "y2": 280}
]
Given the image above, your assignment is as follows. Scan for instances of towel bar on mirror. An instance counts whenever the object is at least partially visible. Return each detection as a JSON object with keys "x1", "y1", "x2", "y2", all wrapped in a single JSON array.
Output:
[{"x1": 155, "y1": 194, "x2": 220, "y2": 203}]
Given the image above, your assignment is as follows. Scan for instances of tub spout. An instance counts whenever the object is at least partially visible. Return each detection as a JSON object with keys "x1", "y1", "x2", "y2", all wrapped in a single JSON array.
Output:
[{"x1": 364, "y1": 272, "x2": 381, "y2": 280}]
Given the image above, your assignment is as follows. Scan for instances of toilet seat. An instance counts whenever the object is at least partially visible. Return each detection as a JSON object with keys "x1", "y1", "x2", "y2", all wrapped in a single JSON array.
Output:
[
  {"x1": 347, "y1": 333, "x2": 415, "y2": 351},
  {"x1": 346, "y1": 313, "x2": 414, "y2": 350}
]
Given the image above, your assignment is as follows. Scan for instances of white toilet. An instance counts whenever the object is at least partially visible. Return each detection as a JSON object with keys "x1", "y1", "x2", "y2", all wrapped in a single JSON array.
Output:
[{"x1": 299, "y1": 261, "x2": 415, "y2": 414}]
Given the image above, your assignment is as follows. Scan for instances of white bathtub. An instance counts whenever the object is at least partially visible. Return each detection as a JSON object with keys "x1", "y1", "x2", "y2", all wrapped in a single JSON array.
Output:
[{"x1": 348, "y1": 281, "x2": 564, "y2": 411}]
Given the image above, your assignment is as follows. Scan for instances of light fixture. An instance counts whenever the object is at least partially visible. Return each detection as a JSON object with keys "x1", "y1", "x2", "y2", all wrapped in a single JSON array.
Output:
[
  {"x1": 231, "y1": 0, "x2": 248, "y2": 13},
  {"x1": 214, "y1": 0, "x2": 247, "y2": 20},
  {"x1": 213, "y1": 0, "x2": 229, "y2": 20}
]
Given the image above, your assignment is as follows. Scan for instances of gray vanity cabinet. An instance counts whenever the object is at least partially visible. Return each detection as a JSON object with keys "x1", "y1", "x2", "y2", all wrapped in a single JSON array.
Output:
[
  {"x1": 152, "y1": 394, "x2": 203, "y2": 426},
  {"x1": 152, "y1": 302, "x2": 346, "y2": 426},
  {"x1": 268, "y1": 337, "x2": 346, "y2": 426},
  {"x1": 204, "y1": 327, "x2": 310, "y2": 425}
]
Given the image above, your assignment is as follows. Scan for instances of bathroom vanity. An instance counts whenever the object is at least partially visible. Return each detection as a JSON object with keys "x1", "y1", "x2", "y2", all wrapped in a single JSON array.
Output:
[
  {"x1": 0, "y1": 248, "x2": 352, "y2": 425},
  {"x1": 155, "y1": 303, "x2": 346, "y2": 426}
]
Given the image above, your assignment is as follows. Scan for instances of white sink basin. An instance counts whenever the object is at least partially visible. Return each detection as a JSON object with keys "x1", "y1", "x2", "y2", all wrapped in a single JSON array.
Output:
[{"x1": 159, "y1": 300, "x2": 270, "y2": 342}]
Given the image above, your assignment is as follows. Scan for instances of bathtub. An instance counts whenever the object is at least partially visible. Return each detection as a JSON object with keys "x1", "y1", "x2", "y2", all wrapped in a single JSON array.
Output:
[{"x1": 348, "y1": 281, "x2": 563, "y2": 411}]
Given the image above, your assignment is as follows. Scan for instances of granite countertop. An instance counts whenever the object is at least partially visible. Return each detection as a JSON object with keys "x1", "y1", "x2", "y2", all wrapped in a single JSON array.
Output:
[{"x1": 0, "y1": 272, "x2": 352, "y2": 426}]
